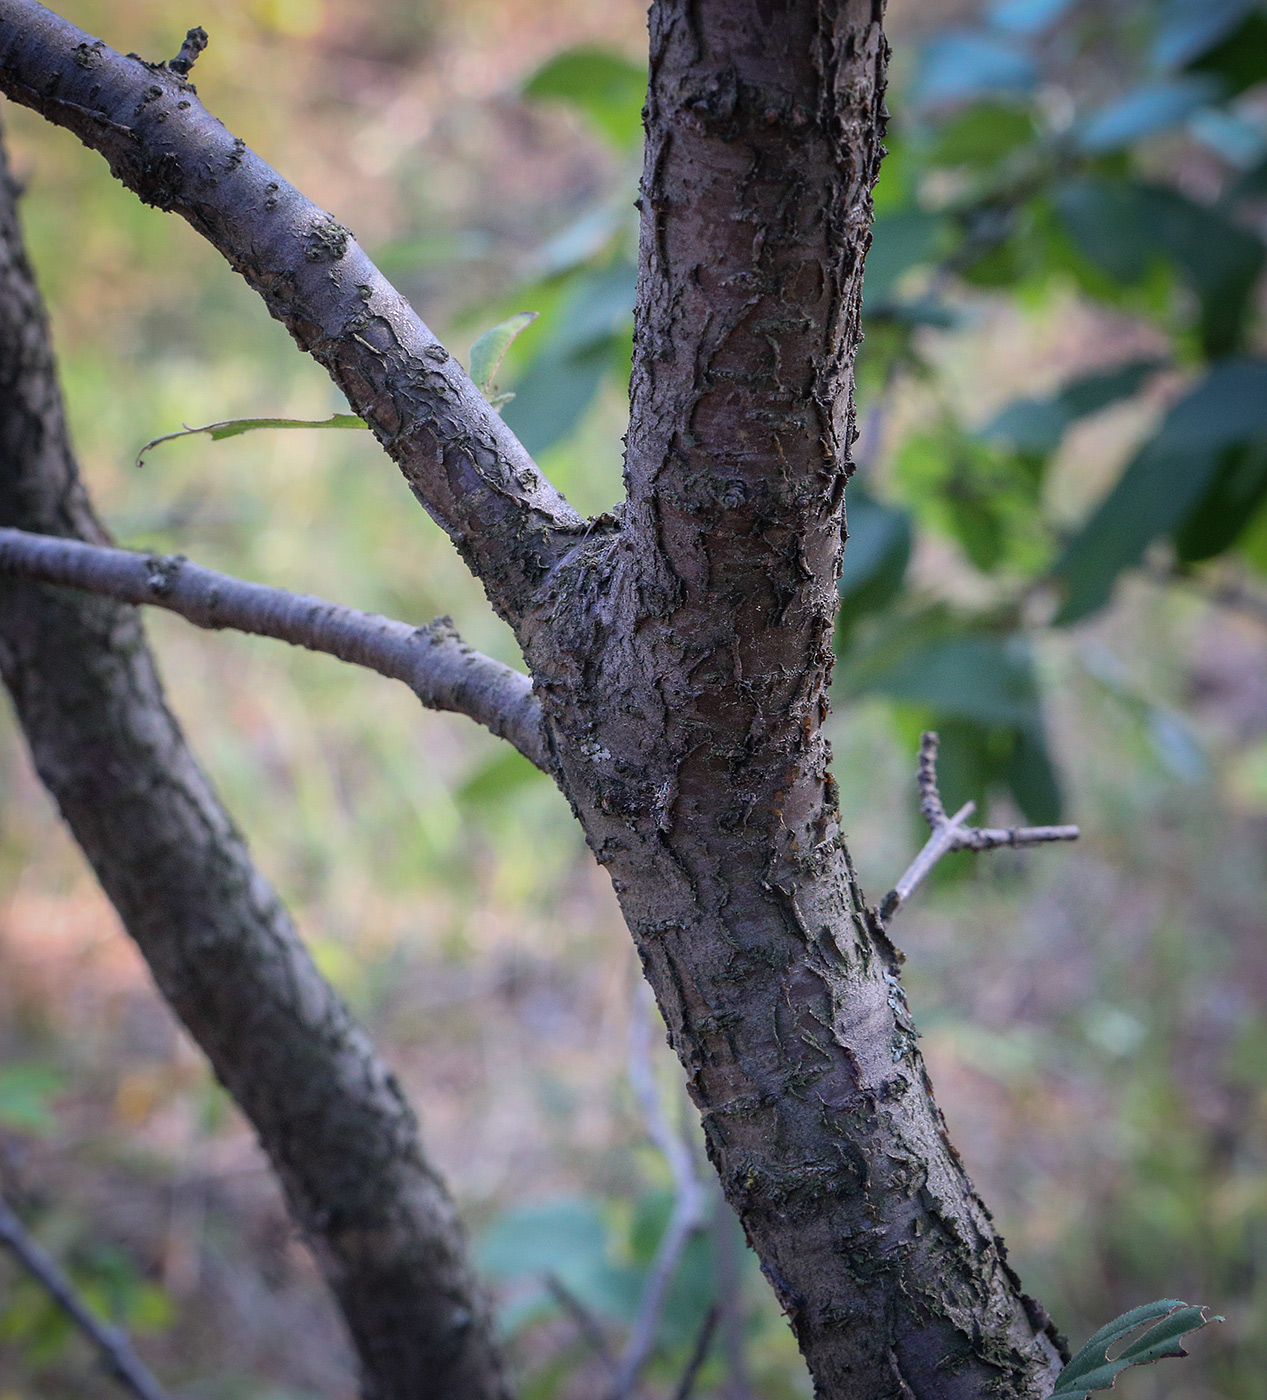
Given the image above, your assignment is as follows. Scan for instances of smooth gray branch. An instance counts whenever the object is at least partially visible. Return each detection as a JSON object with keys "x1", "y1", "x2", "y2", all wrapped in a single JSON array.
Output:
[
  {"x1": 0, "y1": 1193, "x2": 171, "y2": 1400},
  {"x1": 611, "y1": 981, "x2": 710, "y2": 1400},
  {"x1": 0, "y1": 0, "x2": 584, "y2": 623},
  {"x1": 0, "y1": 527, "x2": 547, "y2": 769},
  {"x1": 879, "y1": 731, "x2": 1080, "y2": 921}
]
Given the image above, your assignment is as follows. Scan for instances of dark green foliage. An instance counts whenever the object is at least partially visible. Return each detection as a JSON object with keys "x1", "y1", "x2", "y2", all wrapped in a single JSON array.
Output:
[{"x1": 1047, "y1": 1300, "x2": 1220, "y2": 1400}]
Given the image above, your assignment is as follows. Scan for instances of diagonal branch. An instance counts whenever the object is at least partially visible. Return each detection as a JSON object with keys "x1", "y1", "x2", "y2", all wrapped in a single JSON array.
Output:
[
  {"x1": 0, "y1": 527, "x2": 548, "y2": 769},
  {"x1": 0, "y1": 117, "x2": 511, "y2": 1400},
  {"x1": 879, "y1": 731, "x2": 1080, "y2": 922},
  {"x1": 0, "y1": 1192, "x2": 172, "y2": 1400},
  {"x1": 0, "y1": 0, "x2": 584, "y2": 623}
]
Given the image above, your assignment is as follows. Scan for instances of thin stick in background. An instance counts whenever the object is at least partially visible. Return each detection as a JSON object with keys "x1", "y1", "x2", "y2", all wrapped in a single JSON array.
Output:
[
  {"x1": 609, "y1": 980, "x2": 710, "y2": 1400},
  {"x1": 672, "y1": 1304, "x2": 719, "y2": 1400},
  {"x1": 0, "y1": 1192, "x2": 172, "y2": 1400}
]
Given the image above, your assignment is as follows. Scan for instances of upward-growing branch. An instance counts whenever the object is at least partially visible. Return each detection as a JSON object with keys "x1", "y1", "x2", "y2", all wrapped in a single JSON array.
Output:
[{"x1": 0, "y1": 0, "x2": 583, "y2": 621}]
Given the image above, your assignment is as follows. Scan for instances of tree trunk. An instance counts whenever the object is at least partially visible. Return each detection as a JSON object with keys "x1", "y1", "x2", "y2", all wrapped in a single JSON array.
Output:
[
  {"x1": 0, "y1": 2, "x2": 1075, "y2": 1395},
  {"x1": 516, "y1": 3, "x2": 1068, "y2": 1395},
  {"x1": 0, "y1": 121, "x2": 508, "y2": 1400}
]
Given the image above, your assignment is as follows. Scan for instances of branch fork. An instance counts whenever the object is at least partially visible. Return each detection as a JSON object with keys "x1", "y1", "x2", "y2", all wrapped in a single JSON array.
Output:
[{"x1": 878, "y1": 732, "x2": 1080, "y2": 923}]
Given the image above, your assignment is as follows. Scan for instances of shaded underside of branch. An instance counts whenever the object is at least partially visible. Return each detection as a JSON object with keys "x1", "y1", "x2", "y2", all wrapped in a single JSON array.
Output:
[
  {"x1": 0, "y1": 527, "x2": 547, "y2": 768},
  {"x1": 0, "y1": 115, "x2": 510, "y2": 1400},
  {"x1": 0, "y1": 0, "x2": 583, "y2": 623}
]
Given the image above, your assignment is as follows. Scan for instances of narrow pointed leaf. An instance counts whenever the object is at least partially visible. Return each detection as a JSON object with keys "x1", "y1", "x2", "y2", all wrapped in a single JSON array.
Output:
[
  {"x1": 468, "y1": 311, "x2": 538, "y2": 397},
  {"x1": 1048, "y1": 1299, "x2": 1221, "y2": 1400},
  {"x1": 136, "y1": 414, "x2": 367, "y2": 466}
]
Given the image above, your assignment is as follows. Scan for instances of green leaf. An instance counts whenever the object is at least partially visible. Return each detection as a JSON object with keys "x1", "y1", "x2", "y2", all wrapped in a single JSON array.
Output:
[
  {"x1": 136, "y1": 413, "x2": 366, "y2": 466},
  {"x1": 500, "y1": 340, "x2": 615, "y2": 457},
  {"x1": 926, "y1": 100, "x2": 1036, "y2": 167},
  {"x1": 468, "y1": 312, "x2": 538, "y2": 399},
  {"x1": 476, "y1": 1197, "x2": 642, "y2": 1329},
  {"x1": 1174, "y1": 439, "x2": 1267, "y2": 561},
  {"x1": 1007, "y1": 722, "x2": 1063, "y2": 824},
  {"x1": 914, "y1": 32, "x2": 1037, "y2": 107},
  {"x1": 500, "y1": 262, "x2": 635, "y2": 455},
  {"x1": 1186, "y1": 9, "x2": 1267, "y2": 96},
  {"x1": 1153, "y1": 0, "x2": 1258, "y2": 69},
  {"x1": 852, "y1": 632, "x2": 1042, "y2": 729},
  {"x1": 458, "y1": 748, "x2": 542, "y2": 807},
  {"x1": 865, "y1": 210, "x2": 950, "y2": 305},
  {"x1": 0, "y1": 1064, "x2": 65, "y2": 1134},
  {"x1": 1054, "y1": 179, "x2": 1265, "y2": 356},
  {"x1": 1075, "y1": 78, "x2": 1220, "y2": 153},
  {"x1": 838, "y1": 490, "x2": 913, "y2": 636},
  {"x1": 983, "y1": 359, "x2": 1166, "y2": 458},
  {"x1": 1048, "y1": 1299, "x2": 1221, "y2": 1400},
  {"x1": 1055, "y1": 359, "x2": 1267, "y2": 621},
  {"x1": 523, "y1": 47, "x2": 647, "y2": 149}
]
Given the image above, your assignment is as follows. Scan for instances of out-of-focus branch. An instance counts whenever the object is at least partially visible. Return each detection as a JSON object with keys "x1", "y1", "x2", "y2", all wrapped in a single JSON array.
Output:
[
  {"x1": 0, "y1": 0, "x2": 583, "y2": 623},
  {"x1": 0, "y1": 1193, "x2": 171, "y2": 1400},
  {"x1": 545, "y1": 1272, "x2": 618, "y2": 1372},
  {"x1": 672, "y1": 1304, "x2": 718, "y2": 1400},
  {"x1": 0, "y1": 528, "x2": 547, "y2": 769},
  {"x1": 879, "y1": 731, "x2": 1080, "y2": 921},
  {"x1": 611, "y1": 981, "x2": 710, "y2": 1400}
]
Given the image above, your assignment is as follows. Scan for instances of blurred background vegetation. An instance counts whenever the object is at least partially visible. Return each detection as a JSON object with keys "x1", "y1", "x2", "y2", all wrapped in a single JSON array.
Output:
[{"x1": 1, "y1": 0, "x2": 1266, "y2": 1396}]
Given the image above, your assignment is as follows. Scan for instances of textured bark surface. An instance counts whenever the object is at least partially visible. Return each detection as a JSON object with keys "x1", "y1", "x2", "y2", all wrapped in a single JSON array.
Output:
[
  {"x1": 0, "y1": 126, "x2": 510, "y2": 1400},
  {"x1": 517, "y1": 4, "x2": 1070, "y2": 1395},
  {"x1": 0, "y1": 526, "x2": 546, "y2": 765},
  {"x1": 0, "y1": 0, "x2": 582, "y2": 623},
  {"x1": 0, "y1": 2, "x2": 1076, "y2": 1397}
]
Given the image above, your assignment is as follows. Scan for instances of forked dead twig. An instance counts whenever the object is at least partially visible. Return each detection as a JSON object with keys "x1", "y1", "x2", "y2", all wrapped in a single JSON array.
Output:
[
  {"x1": 0, "y1": 1192, "x2": 172, "y2": 1400},
  {"x1": 879, "y1": 732, "x2": 1080, "y2": 923}
]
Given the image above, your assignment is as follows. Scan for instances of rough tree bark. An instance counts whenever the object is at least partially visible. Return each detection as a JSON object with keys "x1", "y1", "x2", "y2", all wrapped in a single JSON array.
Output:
[
  {"x1": 0, "y1": 2, "x2": 1072, "y2": 1397},
  {"x1": 0, "y1": 120, "x2": 510, "y2": 1400}
]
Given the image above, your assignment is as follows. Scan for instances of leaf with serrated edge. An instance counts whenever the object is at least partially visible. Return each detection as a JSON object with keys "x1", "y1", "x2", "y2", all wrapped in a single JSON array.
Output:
[
  {"x1": 136, "y1": 414, "x2": 367, "y2": 467},
  {"x1": 1049, "y1": 1300, "x2": 1221, "y2": 1400},
  {"x1": 468, "y1": 312, "x2": 538, "y2": 397}
]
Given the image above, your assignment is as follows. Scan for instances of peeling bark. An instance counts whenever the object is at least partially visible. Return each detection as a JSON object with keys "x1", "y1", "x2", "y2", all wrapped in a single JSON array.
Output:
[{"x1": 518, "y1": 4, "x2": 1069, "y2": 1395}]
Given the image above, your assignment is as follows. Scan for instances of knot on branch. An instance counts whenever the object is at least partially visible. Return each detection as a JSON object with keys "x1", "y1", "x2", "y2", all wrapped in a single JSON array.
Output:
[
  {"x1": 167, "y1": 26, "x2": 208, "y2": 77},
  {"x1": 878, "y1": 731, "x2": 1080, "y2": 924}
]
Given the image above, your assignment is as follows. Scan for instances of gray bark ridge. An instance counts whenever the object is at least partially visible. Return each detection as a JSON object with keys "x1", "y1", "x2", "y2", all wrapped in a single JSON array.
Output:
[
  {"x1": 0, "y1": 2, "x2": 1074, "y2": 1397},
  {"x1": 0, "y1": 121, "x2": 510, "y2": 1400}
]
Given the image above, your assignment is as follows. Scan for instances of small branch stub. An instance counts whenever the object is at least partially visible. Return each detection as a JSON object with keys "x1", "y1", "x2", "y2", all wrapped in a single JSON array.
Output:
[
  {"x1": 167, "y1": 26, "x2": 207, "y2": 77},
  {"x1": 879, "y1": 732, "x2": 1080, "y2": 923}
]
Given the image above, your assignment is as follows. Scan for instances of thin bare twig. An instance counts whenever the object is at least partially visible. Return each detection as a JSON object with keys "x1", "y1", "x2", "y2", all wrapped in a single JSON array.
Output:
[
  {"x1": 0, "y1": 527, "x2": 547, "y2": 769},
  {"x1": 0, "y1": 1193, "x2": 172, "y2": 1400},
  {"x1": 672, "y1": 1304, "x2": 719, "y2": 1400},
  {"x1": 610, "y1": 981, "x2": 710, "y2": 1400},
  {"x1": 879, "y1": 732, "x2": 1079, "y2": 922},
  {"x1": 711, "y1": 1201, "x2": 753, "y2": 1400},
  {"x1": 545, "y1": 1271, "x2": 618, "y2": 1372}
]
